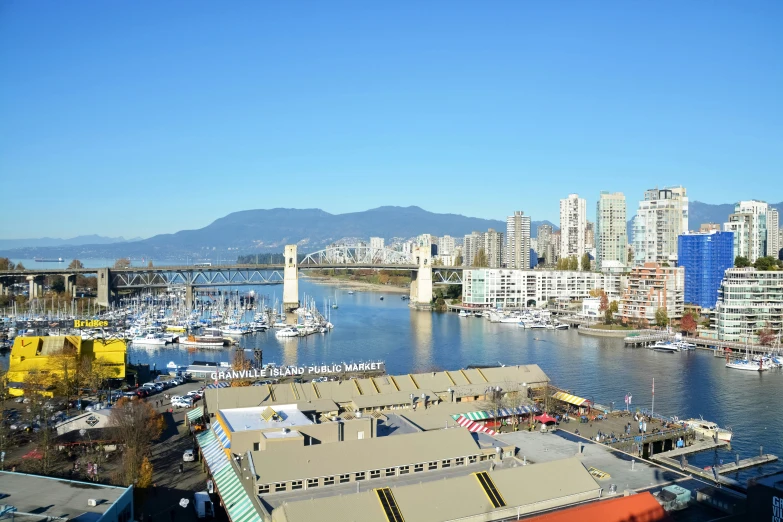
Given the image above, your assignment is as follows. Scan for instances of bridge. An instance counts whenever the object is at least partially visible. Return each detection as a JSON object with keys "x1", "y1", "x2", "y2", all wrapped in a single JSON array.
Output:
[{"x1": 0, "y1": 244, "x2": 464, "y2": 309}]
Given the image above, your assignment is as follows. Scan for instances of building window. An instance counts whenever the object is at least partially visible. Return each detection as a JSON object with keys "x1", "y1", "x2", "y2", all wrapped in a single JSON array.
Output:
[
  {"x1": 385, "y1": 468, "x2": 396, "y2": 477},
  {"x1": 339, "y1": 474, "x2": 350, "y2": 484},
  {"x1": 414, "y1": 463, "x2": 424, "y2": 472},
  {"x1": 253, "y1": 442, "x2": 259, "y2": 451},
  {"x1": 469, "y1": 455, "x2": 477, "y2": 464},
  {"x1": 370, "y1": 469, "x2": 381, "y2": 479},
  {"x1": 480, "y1": 455, "x2": 488, "y2": 461},
  {"x1": 291, "y1": 480, "x2": 303, "y2": 490},
  {"x1": 258, "y1": 484, "x2": 270, "y2": 494},
  {"x1": 428, "y1": 461, "x2": 438, "y2": 470},
  {"x1": 455, "y1": 457, "x2": 465, "y2": 466},
  {"x1": 324, "y1": 476, "x2": 335, "y2": 486},
  {"x1": 442, "y1": 459, "x2": 451, "y2": 468},
  {"x1": 355, "y1": 471, "x2": 366, "y2": 481},
  {"x1": 275, "y1": 483, "x2": 286, "y2": 492},
  {"x1": 307, "y1": 478, "x2": 318, "y2": 488},
  {"x1": 399, "y1": 466, "x2": 410, "y2": 475}
]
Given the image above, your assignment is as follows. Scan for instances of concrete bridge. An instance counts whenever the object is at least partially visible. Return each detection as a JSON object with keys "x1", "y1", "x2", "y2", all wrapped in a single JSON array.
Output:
[{"x1": 0, "y1": 245, "x2": 464, "y2": 309}]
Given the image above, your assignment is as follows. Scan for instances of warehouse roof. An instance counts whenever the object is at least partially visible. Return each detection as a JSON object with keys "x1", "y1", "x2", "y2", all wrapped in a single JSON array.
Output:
[
  {"x1": 523, "y1": 492, "x2": 673, "y2": 522},
  {"x1": 252, "y1": 427, "x2": 482, "y2": 485},
  {"x1": 270, "y1": 458, "x2": 600, "y2": 522}
]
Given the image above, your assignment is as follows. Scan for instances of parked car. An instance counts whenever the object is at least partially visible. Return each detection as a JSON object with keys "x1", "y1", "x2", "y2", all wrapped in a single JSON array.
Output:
[
  {"x1": 170, "y1": 395, "x2": 185, "y2": 402},
  {"x1": 186, "y1": 390, "x2": 201, "y2": 397},
  {"x1": 183, "y1": 449, "x2": 195, "y2": 462}
]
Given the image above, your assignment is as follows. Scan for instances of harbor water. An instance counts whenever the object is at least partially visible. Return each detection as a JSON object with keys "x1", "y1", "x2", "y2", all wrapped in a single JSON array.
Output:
[{"x1": 4, "y1": 277, "x2": 782, "y2": 483}]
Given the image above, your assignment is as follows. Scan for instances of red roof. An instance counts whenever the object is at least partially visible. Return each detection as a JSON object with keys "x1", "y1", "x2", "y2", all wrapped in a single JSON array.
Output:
[{"x1": 524, "y1": 492, "x2": 673, "y2": 522}]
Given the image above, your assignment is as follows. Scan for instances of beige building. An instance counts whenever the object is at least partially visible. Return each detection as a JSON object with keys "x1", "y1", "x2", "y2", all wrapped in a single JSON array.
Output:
[
  {"x1": 506, "y1": 211, "x2": 531, "y2": 269},
  {"x1": 618, "y1": 263, "x2": 684, "y2": 323},
  {"x1": 560, "y1": 194, "x2": 587, "y2": 258},
  {"x1": 632, "y1": 186, "x2": 688, "y2": 266}
]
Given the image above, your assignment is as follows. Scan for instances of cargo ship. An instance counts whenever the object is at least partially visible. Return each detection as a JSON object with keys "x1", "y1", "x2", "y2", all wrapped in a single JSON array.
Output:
[{"x1": 34, "y1": 257, "x2": 64, "y2": 262}]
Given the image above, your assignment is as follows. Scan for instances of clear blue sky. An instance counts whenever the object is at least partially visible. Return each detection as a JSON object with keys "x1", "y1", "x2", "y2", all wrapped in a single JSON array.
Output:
[{"x1": 1, "y1": 2, "x2": 781, "y2": 239}]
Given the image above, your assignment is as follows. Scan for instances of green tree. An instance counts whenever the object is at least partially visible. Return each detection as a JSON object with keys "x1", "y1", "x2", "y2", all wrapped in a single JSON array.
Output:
[
  {"x1": 50, "y1": 277, "x2": 65, "y2": 294},
  {"x1": 555, "y1": 258, "x2": 567, "y2": 270},
  {"x1": 454, "y1": 255, "x2": 463, "y2": 266},
  {"x1": 735, "y1": 256, "x2": 751, "y2": 268},
  {"x1": 114, "y1": 258, "x2": 131, "y2": 269},
  {"x1": 754, "y1": 256, "x2": 779, "y2": 271},
  {"x1": 627, "y1": 249, "x2": 633, "y2": 264},
  {"x1": 472, "y1": 248, "x2": 488, "y2": 268},
  {"x1": 147, "y1": 259, "x2": 154, "y2": 268},
  {"x1": 68, "y1": 259, "x2": 85, "y2": 269},
  {"x1": 15, "y1": 262, "x2": 25, "y2": 270},
  {"x1": 567, "y1": 256, "x2": 579, "y2": 271},
  {"x1": 661, "y1": 262, "x2": 670, "y2": 268},
  {"x1": 655, "y1": 307, "x2": 669, "y2": 328},
  {"x1": 581, "y1": 253, "x2": 591, "y2": 271}
]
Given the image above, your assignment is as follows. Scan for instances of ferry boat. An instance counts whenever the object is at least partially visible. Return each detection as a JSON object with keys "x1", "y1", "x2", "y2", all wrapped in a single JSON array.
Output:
[
  {"x1": 684, "y1": 418, "x2": 732, "y2": 442},
  {"x1": 651, "y1": 341, "x2": 680, "y2": 353}
]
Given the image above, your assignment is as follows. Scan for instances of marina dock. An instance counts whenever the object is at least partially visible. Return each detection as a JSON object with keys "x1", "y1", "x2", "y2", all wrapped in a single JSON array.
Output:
[{"x1": 623, "y1": 332, "x2": 782, "y2": 357}]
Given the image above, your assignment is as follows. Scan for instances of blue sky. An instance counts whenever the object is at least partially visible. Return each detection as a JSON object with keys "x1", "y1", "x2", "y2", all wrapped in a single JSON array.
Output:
[{"x1": 1, "y1": 2, "x2": 781, "y2": 239}]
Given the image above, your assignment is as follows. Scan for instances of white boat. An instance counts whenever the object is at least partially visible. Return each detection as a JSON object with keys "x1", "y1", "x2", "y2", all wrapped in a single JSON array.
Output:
[
  {"x1": 528, "y1": 323, "x2": 546, "y2": 330},
  {"x1": 554, "y1": 323, "x2": 569, "y2": 330},
  {"x1": 132, "y1": 333, "x2": 168, "y2": 345},
  {"x1": 459, "y1": 310, "x2": 470, "y2": 318},
  {"x1": 347, "y1": 290, "x2": 354, "y2": 294},
  {"x1": 725, "y1": 358, "x2": 767, "y2": 371},
  {"x1": 651, "y1": 341, "x2": 679, "y2": 353},
  {"x1": 684, "y1": 418, "x2": 732, "y2": 442},
  {"x1": 275, "y1": 327, "x2": 299, "y2": 338}
]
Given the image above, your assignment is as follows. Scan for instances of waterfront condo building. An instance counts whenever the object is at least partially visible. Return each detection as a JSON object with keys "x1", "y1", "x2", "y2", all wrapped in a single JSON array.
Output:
[
  {"x1": 559, "y1": 194, "x2": 587, "y2": 259},
  {"x1": 462, "y1": 269, "x2": 623, "y2": 309},
  {"x1": 505, "y1": 211, "x2": 531, "y2": 269},
  {"x1": 710, "y1": 267, "x2": 783, "y2": 342},
  {"x1": 677, "y1": 231, "x2": 734, "y2": 309},
  {"x1": 768, "y1": 207, "x2": 780, "y2": 260},
  {"x1": 536, "y1": 224, "x2": 555, "y2": 265},
  {"x1": 723, "y1": 200, "x2": 768, "y2": 263},
  {"x1": 632, "y1": 186, "x2": 688, "y2": 266},
  {"x1": 438, "y1": 235, "x2": 456, "y2": 256},
  {"x1": 595, "y1": 192, "x2": 628, "y2": 272},
  {"x1": 618, "y1": 263, "x2": 684, "y2": 323}
]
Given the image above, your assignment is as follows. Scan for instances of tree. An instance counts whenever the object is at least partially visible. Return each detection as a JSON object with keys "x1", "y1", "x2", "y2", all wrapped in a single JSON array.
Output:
[
  {"x1": 655, "y1": 307, "x2": 669, "y2": 328},
  {"x1": 581, "y1": 253, "x2": 591, "y2": 271},
  {"x1": 627, "y1": 249, "x2": 633, "y2": 264},
  {"x1": 598, "y1": 292, "x2": 609, "y2": 322},
  {"x1": 754, "y1": 256, "x2": 780, "y2": 271},
  {"x1": 68, "y1": 259, "x2": 85, "y2": 269},
  {"x1": 137, "y1": 456, "x2": 154, "y2": 488},
  {"x1": 0, "y1": 258, "x2": 15, "y2": 270},
  {"x1": 757, "y1": 324, "x2": 777, "y2": 347},
  {"x1": 147, "y1": 260, "x2": 154, "y2": 268},
  {"x1": 568, "y1": 256, "x2": 578, "y2": 271},
  {"x1": 472, "y1": 248, "x2": 488, "y2": 268},
  {"x1": 114, "y1": 258, "x2": 131, "y2": 269},
  {"x1": 50, "y1": 277, "x2": 65, "y2": 294},
  {"x1": 454, "y1": 255, "x2": 463, "y2": 266},
  {"x1": 555, "y1": 258, "x2": 567, "y2": 270},
  {"x1": 661, "y1": 262, "x2": 670, "y2": 268},
  {"x1": 110, "y1": 398, "x2": 164, "y2": 486},
  {"x1": 589, "y1": 288, "x2": 603, "y2": 298},
  {"x1": 608, "y1": 300, "x2": 619, "y2": 324},
  {"x1": 15, "y1": 262, "x2": 25, "y2": 271},
  {"x1": 230, "y1": 350, "x2": 252, "y2": 387},
  {"x1": 735, "y1": 256, "x2": 751, "y2": 268},
  {"x1": 680, "y1": 313, "x2": 698, "y2": 336}
]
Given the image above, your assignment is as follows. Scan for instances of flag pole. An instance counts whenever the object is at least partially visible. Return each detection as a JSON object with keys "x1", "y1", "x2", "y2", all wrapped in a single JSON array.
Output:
[{"x1": 651, "y1": 377, "x2": 655, "y2": 420}]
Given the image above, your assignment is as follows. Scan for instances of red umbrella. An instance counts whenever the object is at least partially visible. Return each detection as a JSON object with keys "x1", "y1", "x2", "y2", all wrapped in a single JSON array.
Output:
[{"x1": 535, "y1": 414, "x2": 558, "y2": 425}]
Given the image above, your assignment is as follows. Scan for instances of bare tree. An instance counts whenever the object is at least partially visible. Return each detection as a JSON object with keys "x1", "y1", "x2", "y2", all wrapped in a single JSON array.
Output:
[{"x1": 109, "y1": 398, "x2": 164, "y2": 486}]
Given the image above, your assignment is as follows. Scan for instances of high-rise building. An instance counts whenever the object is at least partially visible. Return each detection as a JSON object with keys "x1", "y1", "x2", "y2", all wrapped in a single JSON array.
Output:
[
  {"x1": 483, "y1": 229, "x2": 504, "y2": 268},
  {"x1": 439, "y1": 235, "x2": 456, "y2": 256},
  {"x1": 709, "y1": 268, "x2": 783, "y2": 342},
  {"x1": 677, "y1": 231, "x2": 734, "y2": 309},
  {"x1": 632, "y1": 186, "x2": 689, "y2": 265},
  {"x1": 536, "y1": 224, "x2": 554, "y2": 264},
  {"x1": 463, "y1": 231, "x2": 483, "y2": 267},
  {"x1": 551, "y1": 231, "x2": 561, "y2": 261},
  {"x1": 559, "y1": 194, "x2": 587, "y2": 258},
  {"x1": 724, "y1": 200, "x2": 768, "y2": 263},
  {"x1": 700, "y1": 223, "x2": 721, "y2": 233},
  {"x1": 505, "y1": 211, "x2": 531, "y2": 269},
  {"x1": 767, "y1": 208, "x2": 779, "y2": 259},
  {"x1": 595, "y1": 192, "x2": 627, "y2": 272},
  {"x1": 585, "y1": 222, "x2": 595, "y2": 251},
  {"x1": 370, "y1": 237, "x2": 385, "y2": 251}
]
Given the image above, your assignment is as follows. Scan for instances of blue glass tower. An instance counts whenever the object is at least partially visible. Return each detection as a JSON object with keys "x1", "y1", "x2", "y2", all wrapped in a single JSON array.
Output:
[{"x1": 677, "y1": 231, "x2": 734, "y2": 308}]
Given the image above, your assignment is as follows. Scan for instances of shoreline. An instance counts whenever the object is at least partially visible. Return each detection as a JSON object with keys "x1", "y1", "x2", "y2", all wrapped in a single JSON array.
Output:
[{"x1": 302, "y1": 274, "x2": 410, "y2": 294}]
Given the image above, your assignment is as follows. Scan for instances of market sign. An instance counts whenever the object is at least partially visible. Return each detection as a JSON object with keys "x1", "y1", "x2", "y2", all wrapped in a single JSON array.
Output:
[{"x1": 210, "y1": 361, "x2": 385, "y2": 381}]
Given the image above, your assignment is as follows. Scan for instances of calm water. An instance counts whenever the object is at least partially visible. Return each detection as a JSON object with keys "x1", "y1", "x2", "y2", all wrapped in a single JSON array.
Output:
[{"x1": 7, "y1": 277, "x2": 782, "y2": 482}]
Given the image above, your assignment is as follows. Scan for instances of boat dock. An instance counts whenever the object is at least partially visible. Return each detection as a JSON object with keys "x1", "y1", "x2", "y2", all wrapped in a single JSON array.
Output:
[{"x1": 623, "y1": 333, "x2": 782, "y2": 357}]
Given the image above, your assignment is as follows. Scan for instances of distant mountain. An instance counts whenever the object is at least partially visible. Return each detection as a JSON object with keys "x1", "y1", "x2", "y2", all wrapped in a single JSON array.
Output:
[
  {"x1": 0, "y1": 235, "x2": 139, "y2": 250},
  {"x1": 627, "y1": 201, "x2": 783, "y2": 239},
  {"x1": 0, "y1": 206, "x2": 556, "y2": 259}
]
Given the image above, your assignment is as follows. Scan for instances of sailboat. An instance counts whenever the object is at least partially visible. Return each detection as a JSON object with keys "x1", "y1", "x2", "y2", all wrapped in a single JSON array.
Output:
[{"x1": 726, "y1": 344, "x2": 768, "y2": 372}]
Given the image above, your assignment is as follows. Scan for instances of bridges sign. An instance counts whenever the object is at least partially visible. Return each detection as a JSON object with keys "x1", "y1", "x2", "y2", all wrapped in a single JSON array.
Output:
[{"x1": 210, "y1": 361, "x2": 385, "y2": 381}]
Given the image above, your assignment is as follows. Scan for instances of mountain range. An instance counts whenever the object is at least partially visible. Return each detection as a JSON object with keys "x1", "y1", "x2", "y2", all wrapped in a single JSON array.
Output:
[{"x1": 3, "y1": 201, "x2": 780, "y2": 261}]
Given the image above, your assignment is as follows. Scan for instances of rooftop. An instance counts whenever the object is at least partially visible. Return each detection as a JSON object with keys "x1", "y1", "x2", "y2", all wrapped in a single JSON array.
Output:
[
  {"x1": 0, "y1": 471, "x2": 129, "y2": 521},
  {"x1": 220, "y1": 404, "x2": 313, "y2": 433}
]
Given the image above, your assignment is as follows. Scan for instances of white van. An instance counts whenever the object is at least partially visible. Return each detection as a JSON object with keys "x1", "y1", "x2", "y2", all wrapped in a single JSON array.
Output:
[{"x1": 193, "y1": 491, "x2": 214, "y2": 518}]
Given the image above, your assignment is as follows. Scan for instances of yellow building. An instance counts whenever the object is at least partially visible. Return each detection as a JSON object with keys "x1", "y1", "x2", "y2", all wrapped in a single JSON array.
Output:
[{"x1": 7, "y1": 336, "x2": 126, "y2": 397}]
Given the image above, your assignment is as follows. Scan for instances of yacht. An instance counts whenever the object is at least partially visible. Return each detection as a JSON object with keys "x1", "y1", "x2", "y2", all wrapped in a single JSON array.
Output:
[
  {"x1": 347, "y1": 291, "x2": 355, "y2": 295},
  {"x1": 459, "y1": 310, "x2": 470, "y2": 318},
  {"x1": 554, "y1": 322, "x2": 569, "y2": 330},
  {"x1": 684, "y1": 418, "x2": 732, "y2": 442},
  {"x1": 726, "y1": 358, "x2": 767, "y2": 371},
  {"x1": 674, "y1": 340, "x2": 696, "y2": 350},
  {"x1": 132, "y1": 333, "x2": 168, "y2": 345},
  {"x1": 651, "y1": 341, "x2": 679, "y2": 353},
  {"x1": 275, "y1": 327, "x2": 299, "y2": 338},
  {"x1": 528, "y1": 323, "x2": 546, "y2": 330}
]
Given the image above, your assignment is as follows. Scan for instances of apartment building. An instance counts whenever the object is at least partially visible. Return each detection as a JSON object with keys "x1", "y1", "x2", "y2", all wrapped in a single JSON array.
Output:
[
  {"x1": 632, "y1": 186, "x2": 688, "y2": 265},
  {"x1": 595, "y1": 192, "x2": 627, "y2": 272},
  {"x1": 710, "y1": 268, "x2": 783, "y2": 343},
  {"x1": 768, "y1": 208, "x2": 779, "y2": 260},
  {"x1": 506, "y1": 211, "x2": 531, "y2": 269},
  {"x1": 439, "y1": 235, "x2": 456, "y2": 256},
  {"x1": 724, "y1": 200, "x2": 768, "y2": 263},
  {"x1": 618, "y1": 263, "x2": 684, "y2": 323},
  {"x1": 677, "y1": 231, "x2": 734, "y2": 309},
  {"x1": 536, "y1": 224, "x2": 555, "y2": 264},
  {"x1": 559, "y1": 194, "x2": 587, "y2": 258}
]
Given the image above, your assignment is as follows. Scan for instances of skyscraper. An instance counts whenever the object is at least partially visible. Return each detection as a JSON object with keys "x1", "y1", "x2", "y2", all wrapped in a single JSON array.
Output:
[
  {"x1": 463, "y1": 231, "x2": 482, "y2": 267},
  {"x1": 559, "y1": 194, "x2": 587, "y2": 259},
  {"x1": 439, "y1": 235, "x2": 456, "y2": 256},
  {"x1": 632, "y1": 186, "x2": 688, "y2": 265},
  {"x1": 724, "y1": 200, "x2": 768, "y2": 263},
  {"x1": 536, "y1": 224, "x2": 554, "y2": 264},
  {"x1": 678, "y1": 231, "x2": 734, "y2": 309},
  {"x1": 483, "y1": 228, "x2": 504, "y2": 268},
  {"x1": 767, "y1": 208, "x2": 779, "y2": 259},
  {"x1": 505, "y1": 211, "x2": 531, "y2": 269},
  {"x1": 595, "y1": 192, "x2": 627, "y2": 271}
]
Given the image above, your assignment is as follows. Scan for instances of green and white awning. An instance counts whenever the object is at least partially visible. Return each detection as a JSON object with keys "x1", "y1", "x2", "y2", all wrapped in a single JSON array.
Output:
[
  {"x1": 186, "y1": 406, "x2": 204, "y2": 423},
  {"x1": 451, "y1": 406, "x2": 540, "y2": 422},
  {"x1": 213, "y1": 463, "x2": 260, "y2": 522}
]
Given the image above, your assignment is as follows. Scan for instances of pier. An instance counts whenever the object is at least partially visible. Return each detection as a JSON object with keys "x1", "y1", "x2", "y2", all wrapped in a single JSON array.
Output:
[{"x1": 623, "y1": 332, "x2": 782, "y2": 358}]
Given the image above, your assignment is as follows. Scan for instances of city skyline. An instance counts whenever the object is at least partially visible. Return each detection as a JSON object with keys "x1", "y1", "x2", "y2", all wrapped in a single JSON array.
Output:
[{"x1": 1, "y1": 3, "x2": 781, "y2": 239}]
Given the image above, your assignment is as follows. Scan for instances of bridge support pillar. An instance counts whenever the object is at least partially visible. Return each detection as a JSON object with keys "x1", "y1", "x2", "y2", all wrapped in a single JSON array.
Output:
[
  {"x1": 63, "y1": 275, "x2": 72, "y2": 295},
  {"x1": 409, "y1": 245, "x2": 433, "y2": 309},
  {"x1": 27, "y1": 276, "x2": 35, "y2": 298},
  {"x1": 186, "y1": 284, "x2": 194, "y2": 310},
  {"x1": 283, "y1": 245, "x2": 299, "y2": 312},
  {"x1": 97, "y1": 268, "x2": 111, "y2": 307}
]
